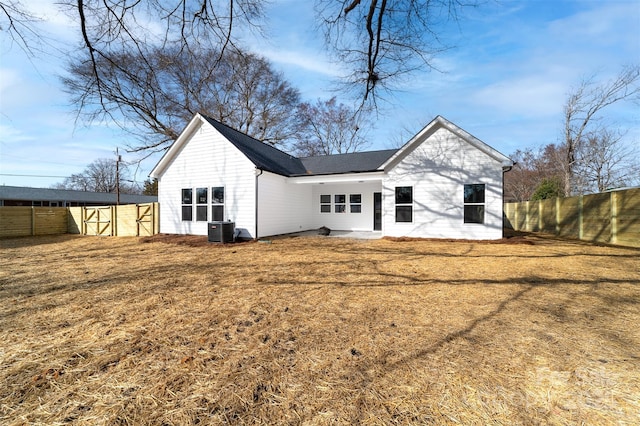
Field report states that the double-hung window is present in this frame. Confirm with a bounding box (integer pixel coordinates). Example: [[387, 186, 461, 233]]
[[320, 195, 331, 213], [334, 194, 346, 213], [196, 188, 208, 221], [212, 186, 224, 221], [181, 188, 193, 221], [464, 184, 485, 223], [395, 186, 413, 222], [350, 194, 362, 213]]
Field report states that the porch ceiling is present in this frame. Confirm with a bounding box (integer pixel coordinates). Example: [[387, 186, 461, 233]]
[[288, 171, 385, 184]]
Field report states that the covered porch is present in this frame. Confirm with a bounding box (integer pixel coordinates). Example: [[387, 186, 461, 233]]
[[289, 172, 385, 233]]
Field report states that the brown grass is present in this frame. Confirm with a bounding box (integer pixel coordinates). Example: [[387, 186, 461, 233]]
[[1, 233, 639, 425]]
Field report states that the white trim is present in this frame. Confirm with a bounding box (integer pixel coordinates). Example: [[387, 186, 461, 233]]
[[381, 115, 513, 171], [288, 171, 385, 184], [150, 113, 205, 178]]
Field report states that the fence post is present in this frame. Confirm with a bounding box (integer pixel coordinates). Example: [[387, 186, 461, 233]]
[[555, 197, 560, 235], [82, 207, 87, 235], [112, 205, 117, 236], [154, 202, 159, 235], [611, 191, 618, 244], [31, 207, 36, 236], [578, 195, 584, 241], [538, 200, 543, 232]]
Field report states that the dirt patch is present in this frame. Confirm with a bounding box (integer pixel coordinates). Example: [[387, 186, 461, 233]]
[[1, 234, 639, 424]]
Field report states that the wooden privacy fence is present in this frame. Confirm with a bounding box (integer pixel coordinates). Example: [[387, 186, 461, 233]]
[[504, 188, 640, 248], [0, 203, 159, 238], [0, 207, 68, 237]]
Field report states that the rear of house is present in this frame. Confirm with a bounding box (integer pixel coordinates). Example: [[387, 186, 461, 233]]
[[150, 114, 512, 240]]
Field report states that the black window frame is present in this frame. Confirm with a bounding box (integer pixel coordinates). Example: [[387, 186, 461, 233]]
[[334, 194, 346, 213], [196, 187, 208, 221], [181, 188, 193, 221], [463, 184, 485, 224], [350, 194, 362, 213], [395, 186, 413, 223], [320, 194, 331, 213], [211, 186, 224, 222]]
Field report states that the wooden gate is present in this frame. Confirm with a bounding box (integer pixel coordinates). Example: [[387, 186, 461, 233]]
[[83, 206, 113, 236], [67, 203, 158, 236], [136, 203, 155, 236]]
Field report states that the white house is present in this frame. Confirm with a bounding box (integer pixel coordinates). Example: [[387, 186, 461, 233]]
[[150, 113, 513, 240]]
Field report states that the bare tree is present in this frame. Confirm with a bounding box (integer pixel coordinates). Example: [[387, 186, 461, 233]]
[[504, 148, 542, 202], [504, 145, 566, 202], [6, 1, 482, 149], [63, 47, 301, 152], [0, 1, 42, 55], [315, 0, 478, 108], [562, 65, 640, 196], [69, 0, 264, 107], [53, 158, 138, 193], [575, 129, 640, 193], [293, 97, 371, 156]]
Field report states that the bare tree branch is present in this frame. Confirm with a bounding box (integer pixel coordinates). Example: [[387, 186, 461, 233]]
[[316, 0, 479, 110], [562, 64, 640, 195], [63, 47, 301, 153], [293, 97, 372, 156], [0, 0, 44, 55]]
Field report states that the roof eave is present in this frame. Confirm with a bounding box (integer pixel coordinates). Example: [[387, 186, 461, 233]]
[[381, 115, 512, 171], [288, 170, 385, 184], [150, 114, 205, 178]]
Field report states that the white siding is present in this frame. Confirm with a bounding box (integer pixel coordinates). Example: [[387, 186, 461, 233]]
[[157, 121, 257, 237], [311, 182, 381, 231], [256, 171, 313, 237], [384, 127, 505, 239]]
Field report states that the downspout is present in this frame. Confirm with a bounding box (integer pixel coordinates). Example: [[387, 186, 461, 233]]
[[255, 168, 263, 239], [502, 162, 514, 236]]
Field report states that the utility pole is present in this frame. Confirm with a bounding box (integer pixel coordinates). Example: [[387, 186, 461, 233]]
[[116, 148, 121, 205]]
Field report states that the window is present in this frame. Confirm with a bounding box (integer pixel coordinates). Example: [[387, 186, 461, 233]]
[[212, 186, 224, 221], [395, 186, 413, 222], [335, 194, 346, 213], [350, 194, 362, 213], [464, 184, 485, 224], [196, 187, 208, 221], [320, 194, 331, 213], [181, 188, 193, 221]]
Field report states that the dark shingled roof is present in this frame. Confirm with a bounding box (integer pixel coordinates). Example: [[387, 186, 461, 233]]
[[300, 149, 398, 175], [202, 116, 307, 176], [202, 116, 397, 177]]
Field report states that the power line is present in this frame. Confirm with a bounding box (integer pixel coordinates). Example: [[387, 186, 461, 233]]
[[0, 173, 69, 178]]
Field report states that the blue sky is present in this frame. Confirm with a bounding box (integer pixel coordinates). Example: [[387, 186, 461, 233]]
[[1, 0, 639, 188]]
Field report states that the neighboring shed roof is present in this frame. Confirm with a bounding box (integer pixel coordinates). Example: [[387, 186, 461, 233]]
[[0, 186, 157, 204], [300, 149, 398, 175]]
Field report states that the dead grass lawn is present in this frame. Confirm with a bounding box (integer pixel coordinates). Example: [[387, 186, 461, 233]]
[[1, 233, 639, 425]]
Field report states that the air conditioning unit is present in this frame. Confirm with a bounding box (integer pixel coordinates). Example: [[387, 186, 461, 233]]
[[208, 221, 235, 243]]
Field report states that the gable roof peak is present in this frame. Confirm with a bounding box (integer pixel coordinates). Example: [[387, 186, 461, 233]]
[[200, 114, 308, 176], [381, 115, 513, 170]]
